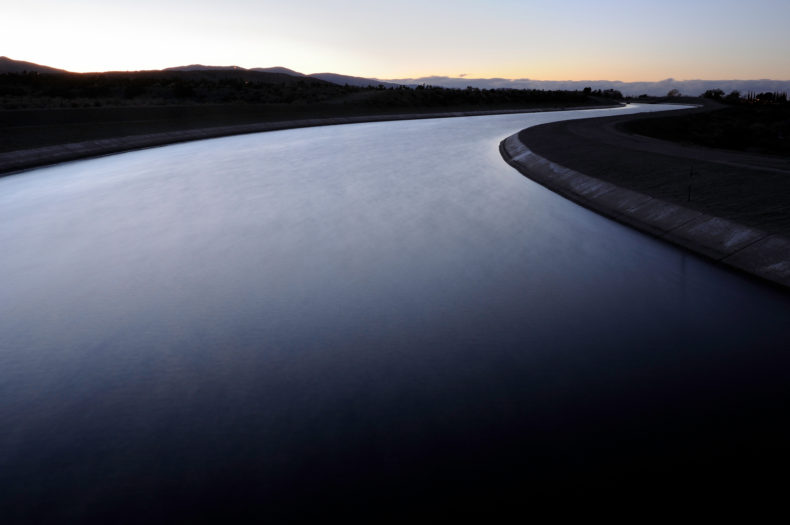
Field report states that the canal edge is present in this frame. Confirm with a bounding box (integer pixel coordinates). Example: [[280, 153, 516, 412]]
[[499, 132, 790, 290], [0, 104, 624, 178]]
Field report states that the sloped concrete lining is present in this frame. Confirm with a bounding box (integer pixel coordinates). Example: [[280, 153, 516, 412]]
[[620, 199, 702, 237], [723, 236, 790, 285], [500, 134, 790, 290], [663, 215, 767, 260], [0, 105, 622, 177]]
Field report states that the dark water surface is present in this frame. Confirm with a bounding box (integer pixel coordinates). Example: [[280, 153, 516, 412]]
[[2, 105, 789, 520]]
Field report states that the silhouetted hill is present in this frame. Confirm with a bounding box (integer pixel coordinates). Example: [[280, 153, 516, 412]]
[[166, 65, 305, 76], [139, 68, 325, 84], [0, 68, 339, 109], [309, 73, 401, 88], [3, 62, 612, 110], [251, 67, 305, 76], [159, 66, 311, 84], [162, 65, 389, 86], [164, 64, 246, 72], [0, 56, 68, 74], [5, 57, 787, 98]]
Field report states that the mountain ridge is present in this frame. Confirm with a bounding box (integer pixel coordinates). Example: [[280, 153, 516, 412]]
[[2, 57, 788, 96], [310, 73, 400, 88], [0, 56, 68, 74]]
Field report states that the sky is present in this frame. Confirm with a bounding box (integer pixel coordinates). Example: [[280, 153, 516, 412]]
[[3, 0, 789, 81]]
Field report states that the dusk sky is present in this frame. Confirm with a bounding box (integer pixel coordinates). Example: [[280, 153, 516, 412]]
[[4, 0, 789, 81]]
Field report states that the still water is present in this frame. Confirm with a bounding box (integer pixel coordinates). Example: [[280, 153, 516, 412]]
[[2, 105, 789, 519]]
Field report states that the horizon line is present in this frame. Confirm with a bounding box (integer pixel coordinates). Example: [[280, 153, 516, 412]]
[[3, 56, 790, 84]]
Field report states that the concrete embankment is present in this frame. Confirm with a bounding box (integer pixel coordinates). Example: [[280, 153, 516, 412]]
[[0, 105, 619, 177], [500, 116, 790, 290]]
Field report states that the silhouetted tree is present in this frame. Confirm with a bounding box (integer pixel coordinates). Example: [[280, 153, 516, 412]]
[[702, 89, 724, 100], [724, 90, 741, 104]]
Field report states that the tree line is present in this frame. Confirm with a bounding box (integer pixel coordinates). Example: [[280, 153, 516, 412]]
[[700, 88, 788, 105]]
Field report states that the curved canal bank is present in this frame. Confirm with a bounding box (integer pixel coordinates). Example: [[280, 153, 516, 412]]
[[0, 105, 623, 176], [500, 109, 790, 289]]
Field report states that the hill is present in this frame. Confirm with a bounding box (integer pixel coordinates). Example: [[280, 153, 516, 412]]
[[0, 56, 68, 74], [251, 67, 305, 76], [309, 73, 400, 88], [6, 57, 787, 97], [163, 64, 246, 72], [165, 65, 392, 87]]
